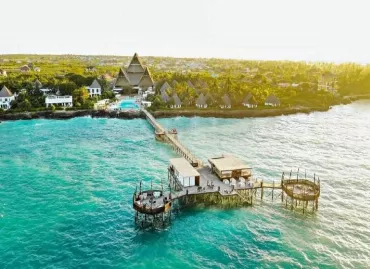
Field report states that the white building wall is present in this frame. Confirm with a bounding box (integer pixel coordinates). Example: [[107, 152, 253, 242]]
[[87, 87, 101, 97], [45, 96, 73, 107], [0, 96, 15, 110]]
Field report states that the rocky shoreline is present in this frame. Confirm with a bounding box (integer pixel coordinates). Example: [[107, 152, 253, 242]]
[[0, 110, 145, 121], [151, 106, 330, 118], [0, 106, 331, 122]]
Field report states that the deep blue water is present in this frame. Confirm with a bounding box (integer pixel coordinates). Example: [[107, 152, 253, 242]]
[[0, 101, 369, 268]]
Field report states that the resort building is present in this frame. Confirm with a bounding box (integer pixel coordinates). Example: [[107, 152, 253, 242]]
[[20, 65, 30, 72], [87, 79, 102, 97], [195, 93, 207, 108], [220, 94, 231, 109], [161, 91, 170, 103], [265, 94, 280, 107], [186, 80, 195, 89], [45, 95, 73, 108], [169, 158, 200, 187], [208, 155, 252, 180], [242, 93, 257, 108], [170, 93, 182, 109], [114, 53, 154, 93], [160, 81, 172, 94], [0, 86, 15, 110], [138, 68, 154, 91], [34, 79, 42, 89]]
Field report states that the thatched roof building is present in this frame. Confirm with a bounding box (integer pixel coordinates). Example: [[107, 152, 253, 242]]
[[221, 94, 231, 108], [196, 93, 207, 108], [114, 53, 154, 92], [161, 91, 170, 103], [265, 94, 280, 106], [160, 81, 172, 94]]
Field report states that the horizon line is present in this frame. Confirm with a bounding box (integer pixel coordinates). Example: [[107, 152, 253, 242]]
[[0, 52, 368, 65]]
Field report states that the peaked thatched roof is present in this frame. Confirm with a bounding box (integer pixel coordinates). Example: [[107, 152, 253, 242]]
[[222, 94, 231, 106], [20, 65, 30, 71], [172, 80, 178, 87], [90, 79, 101, 88], [115, 68, 131, 87], [196, 93, 206, 106], [127, 53, 145, 73], [161, 91, 170, 103], [0, 86, 13, 97], [265, 94, 280, 104], [160, 81, 172, 93], [196, 80, 209, 89], [172, 93, 182, 106], [243, 93, 257, 105], [187, 80, 195, 88], [139, 67, 154, 88], [34, 79, 42, 88]]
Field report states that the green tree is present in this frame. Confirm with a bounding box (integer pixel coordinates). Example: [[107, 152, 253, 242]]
[[72, 87, 89, 106]]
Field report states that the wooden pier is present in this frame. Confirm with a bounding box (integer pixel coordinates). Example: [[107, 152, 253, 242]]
[[134, 108, 321, 228], [142, 108, 201, 167]]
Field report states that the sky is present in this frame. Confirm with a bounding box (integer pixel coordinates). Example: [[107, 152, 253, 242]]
[[1, 0, 369, 63]]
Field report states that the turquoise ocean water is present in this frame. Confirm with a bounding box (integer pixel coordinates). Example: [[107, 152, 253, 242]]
[[0, 101, 369, 268], [119, 99, 139, 110]]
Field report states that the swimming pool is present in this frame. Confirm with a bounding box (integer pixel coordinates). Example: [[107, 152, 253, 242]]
[[119, 99, 140, 110]]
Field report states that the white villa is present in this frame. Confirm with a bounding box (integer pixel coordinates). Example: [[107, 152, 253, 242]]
[[0, 86, 15, 110], [87, 79, 102, 97], [45, 95, 73, 108]]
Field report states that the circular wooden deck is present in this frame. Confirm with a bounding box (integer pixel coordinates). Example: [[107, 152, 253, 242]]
[[282, 179, 320, 201]]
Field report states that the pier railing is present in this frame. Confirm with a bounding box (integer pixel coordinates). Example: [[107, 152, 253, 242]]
[[141, 108, 202, 167]]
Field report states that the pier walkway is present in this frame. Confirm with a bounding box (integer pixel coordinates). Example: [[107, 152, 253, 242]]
[[142, 108, 202, 167]]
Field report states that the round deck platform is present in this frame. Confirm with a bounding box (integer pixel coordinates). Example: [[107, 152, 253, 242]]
[[282, 179, 320, 201], [133, 190, 172, 215]]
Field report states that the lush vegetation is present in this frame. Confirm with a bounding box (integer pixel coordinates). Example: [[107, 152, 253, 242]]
[[1, 54, 370, 113]]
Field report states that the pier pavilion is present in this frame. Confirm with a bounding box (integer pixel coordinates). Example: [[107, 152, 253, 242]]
[[208, 155, 252, 180], [169, 158, 200, 190]]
